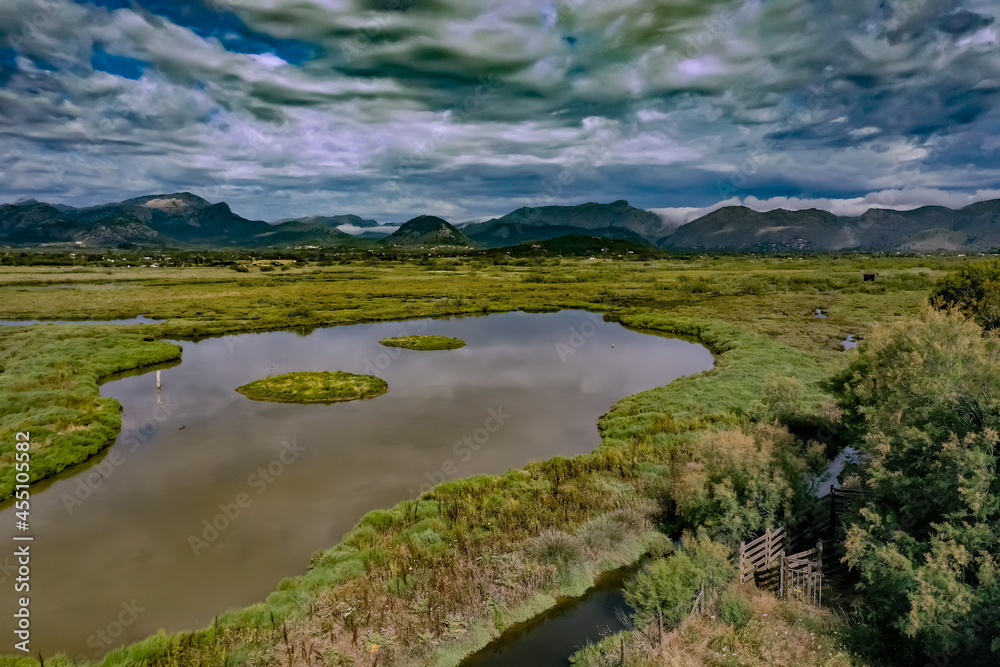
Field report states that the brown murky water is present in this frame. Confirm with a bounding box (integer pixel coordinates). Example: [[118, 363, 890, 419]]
[[0, 310, 713, 659]]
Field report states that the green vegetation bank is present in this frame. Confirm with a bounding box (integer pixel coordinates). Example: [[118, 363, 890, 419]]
[[0, 253, 992, 667]]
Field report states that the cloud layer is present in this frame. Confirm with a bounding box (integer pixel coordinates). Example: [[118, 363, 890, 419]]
[[1, 0, 998, 222]]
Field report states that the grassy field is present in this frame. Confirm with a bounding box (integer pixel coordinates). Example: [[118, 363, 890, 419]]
[[0, 253, 972, 666], [379, 335, 466, 350], [236, 371, 389, 403]]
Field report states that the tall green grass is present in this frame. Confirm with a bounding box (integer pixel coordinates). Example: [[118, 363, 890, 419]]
[[598, 313, 833, 443]]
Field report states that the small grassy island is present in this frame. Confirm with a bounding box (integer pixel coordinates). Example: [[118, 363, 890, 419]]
[[379, 334, 466, 350], [236, 371, 388, 403]]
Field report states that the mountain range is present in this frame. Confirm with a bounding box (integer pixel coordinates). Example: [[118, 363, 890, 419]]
[[461, 200, 662, 247], [3, 192, 1000, 253], [660, 202, 1000, 252], [0, 193, 358, 249]]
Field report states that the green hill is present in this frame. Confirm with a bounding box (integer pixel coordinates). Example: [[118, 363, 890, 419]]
[[383, 215, 473, 247]]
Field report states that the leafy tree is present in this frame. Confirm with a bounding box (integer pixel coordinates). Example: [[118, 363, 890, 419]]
[[929, 260, 1000, 331], [834, 309, 1000, 663], [666, 424, 825, 545]]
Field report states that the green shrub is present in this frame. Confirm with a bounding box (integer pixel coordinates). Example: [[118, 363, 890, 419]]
[[625, 552, 702, 625], [718, 588, 752, 628], [746, 374, 806, 424], [929, 259, 1000, 330], [676, 275, 715, 293], [287, 305, 314, 318], [666, 425, 821, 544], [624, 535, 732, 626], [835, 308, 1000, 663], [643, 531, 675, 559], [737, 276, 769, 295]]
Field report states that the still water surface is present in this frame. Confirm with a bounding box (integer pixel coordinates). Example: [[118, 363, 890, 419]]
[[460, 563, 638, 667], [0, 310, 713, 658]]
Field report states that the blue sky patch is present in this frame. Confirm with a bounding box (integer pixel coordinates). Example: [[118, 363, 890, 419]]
[[90, 44, 146, 79]]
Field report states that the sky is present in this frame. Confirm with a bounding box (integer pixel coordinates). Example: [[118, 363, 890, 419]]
[[1, 0, 999, 224]]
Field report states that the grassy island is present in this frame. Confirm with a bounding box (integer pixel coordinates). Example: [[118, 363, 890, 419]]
[[379, 334, 466, 350], [235, 371, 387, 403]]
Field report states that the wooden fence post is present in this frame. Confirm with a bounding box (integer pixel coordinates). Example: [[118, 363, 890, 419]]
[[830, 488, 838, 538], [778, 553, 785, 599]]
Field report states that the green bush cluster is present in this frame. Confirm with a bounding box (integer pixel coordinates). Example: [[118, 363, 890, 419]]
[[664, 423, 825, 544], [717, 588, 752, 628], [929, 259, 1000, 330], [835, 308, 1000, 664], [624, 533, 733, 626]]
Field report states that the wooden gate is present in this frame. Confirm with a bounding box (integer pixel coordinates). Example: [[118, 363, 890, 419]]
[[738, 526, 786, 584], [739, 527, 824, 606], [780, 542, 823, 606]]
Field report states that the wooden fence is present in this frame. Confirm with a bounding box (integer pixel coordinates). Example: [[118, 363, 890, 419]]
[[738, 525, 786, 583], [729, 488, 871, 610], [738, 526, 825, 606]]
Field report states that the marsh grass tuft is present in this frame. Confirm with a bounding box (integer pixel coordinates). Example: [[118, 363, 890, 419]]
[[378, 334, 466, 350], [528, 529, 586, 571], [235, 371, 388, 404]]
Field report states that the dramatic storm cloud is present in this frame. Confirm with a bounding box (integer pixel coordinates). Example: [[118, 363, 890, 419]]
[[1, 0, 998, 222]]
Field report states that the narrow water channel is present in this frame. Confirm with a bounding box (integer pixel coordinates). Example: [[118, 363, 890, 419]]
[[460, 564, 639, 667]]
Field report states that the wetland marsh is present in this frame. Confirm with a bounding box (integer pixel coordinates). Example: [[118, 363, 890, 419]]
[[0, 309, 712, 657]]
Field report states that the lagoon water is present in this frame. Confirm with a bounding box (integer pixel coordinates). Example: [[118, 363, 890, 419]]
[[0, 310, 713, 659]]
